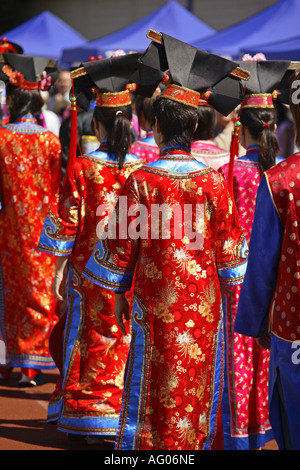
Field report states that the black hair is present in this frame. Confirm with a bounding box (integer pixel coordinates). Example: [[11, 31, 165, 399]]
[[193, 106, 217, 141], [152, 97, 198, 151], [240, 107, 279, 172], [6, 83, 43, 125], [93, 104, 133, 169], [274, 100, 291, 125]]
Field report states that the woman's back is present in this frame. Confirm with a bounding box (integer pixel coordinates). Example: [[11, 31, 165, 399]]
[[0, 118, 61, 219]]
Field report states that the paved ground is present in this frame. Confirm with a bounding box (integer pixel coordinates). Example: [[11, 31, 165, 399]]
[[0, 368, 278, 451], [0, 368, 114, 451]]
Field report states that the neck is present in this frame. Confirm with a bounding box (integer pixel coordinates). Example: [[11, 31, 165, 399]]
[[241, 125, 258, 149], [245, 135, 258, 148]]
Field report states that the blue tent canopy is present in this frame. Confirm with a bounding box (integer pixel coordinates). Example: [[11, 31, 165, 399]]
[[61, 1, 215, 66], [192, 0, 300, 59], [242, 35, 300, 60], [3, 10, 86, 63]]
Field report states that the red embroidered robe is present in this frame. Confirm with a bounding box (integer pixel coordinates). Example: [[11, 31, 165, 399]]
[[38, 143, 144, 435], [0, 116, 62, 370], [84, 148, 248, 449]]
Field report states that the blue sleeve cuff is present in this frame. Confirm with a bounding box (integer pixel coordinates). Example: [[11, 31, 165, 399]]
[[38, 213, 75, 256], [217, 260, 248, 286], [217, 237, 248, 285], [83, 239, 134, 292]]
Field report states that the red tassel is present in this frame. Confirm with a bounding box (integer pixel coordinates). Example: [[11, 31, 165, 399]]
[[64, 81, 78, 182], [228, 120, 241, 199]]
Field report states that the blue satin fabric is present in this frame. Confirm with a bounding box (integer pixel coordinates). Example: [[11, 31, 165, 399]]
[[204, 319, 224, 450], [146, 156, 208, 175], [56, 267, 120, 435], [115, 296, 148, 449], [38, 213, 75, 255], [217, 261, 248, 286], [86, 149, 141, 164], [139, 133, 157, 146], [47, 397, 62, 423], [234, 176, 284, 337], [218, 237, 248, 285]]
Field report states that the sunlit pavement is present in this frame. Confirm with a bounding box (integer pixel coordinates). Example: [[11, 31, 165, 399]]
[[0, 368, 278, 451], [0, 368, 114, 450]]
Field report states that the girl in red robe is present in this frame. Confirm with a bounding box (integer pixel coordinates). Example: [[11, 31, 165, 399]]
[[83, 32, 249, 450], [38, 54, 145, 442], [0, 53, 62, 386]]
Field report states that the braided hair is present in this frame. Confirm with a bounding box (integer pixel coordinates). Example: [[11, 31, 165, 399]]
[[93, 104, 133, 169], [240, 107, 279, 172]]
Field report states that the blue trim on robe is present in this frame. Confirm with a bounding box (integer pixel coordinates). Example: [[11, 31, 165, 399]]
[[234, 176, 284, 338], [204, 318, 224, 450], [62, 268, 84, 381], [85, 149, 141, 165], [83, 239, 134, 292], [7, 353, 56, 370], [217, 261, 248, 286], [38, 213, 76, 256], [217, 237, 248, 286], [138, 132, 157, 147], [56, 267, 119, 435], [114, 296, 148, 449], [145, 157, 208, 175], [47, 397, 63, 424], [58, 416, 119, 437]]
